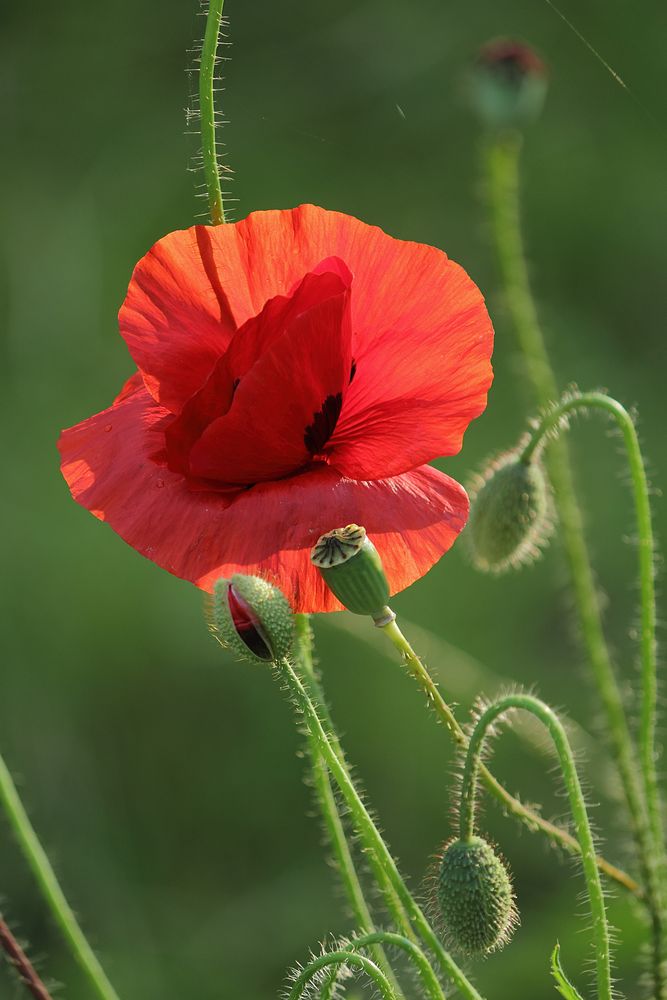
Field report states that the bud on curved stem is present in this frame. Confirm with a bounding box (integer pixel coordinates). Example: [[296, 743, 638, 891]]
[[467, 450, 551, 572], [436, 836, 517, 956], [314, 526, 640, 899], [458, 694, 613, 1000], [520, 390, 665, 900]]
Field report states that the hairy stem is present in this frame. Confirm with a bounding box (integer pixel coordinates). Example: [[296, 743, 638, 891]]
[[293, 616, 405, 999], [277, 657, 484, 1000], [484, 132, 664, 994], [379, 616, 639, 896], [521, 391, 664, 864], [200, 0, 227, 224], [288, 949, 398, 1000], [0, 916, 53, 1000], [0, 754, 121, 1000], [340, 932, 446, 1000], [459, 694, 612, 1000]]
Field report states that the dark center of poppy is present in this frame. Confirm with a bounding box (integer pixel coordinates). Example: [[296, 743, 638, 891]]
[[304, 392, 343, 454], [303, 360, 357, 456]]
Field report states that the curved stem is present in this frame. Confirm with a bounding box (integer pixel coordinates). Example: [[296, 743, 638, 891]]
[[288, 949, 397, 1000], [0, 754, 120, 1000], [344, 932, 446, 1000], [378, 617, 640, 897], [200, 0, 226, 224], [277, 657, 485, 1000], [484, 133, 665, 994], [293, 616, 405, 999], [0, 915, 54, 1000], [460, 694, 612, 1000], [521, 391, 664, 867]]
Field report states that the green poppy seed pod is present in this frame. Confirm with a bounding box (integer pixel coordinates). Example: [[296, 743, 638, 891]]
[[467, 453, 551, 573], [208, 574, 295, 664], [470, 39, 548, 130], [311, 524, 391, 621], [437, 836, 517, 955]]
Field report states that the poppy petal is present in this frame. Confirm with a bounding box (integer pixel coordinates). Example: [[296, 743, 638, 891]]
[[58, 386, 468, 613], [187, 266, 353, 484], [119, 228, 238, 413], [327, 274, 494, 478]]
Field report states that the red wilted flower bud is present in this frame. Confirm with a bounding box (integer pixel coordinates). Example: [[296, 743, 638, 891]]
[[471, 39, 548, 129]]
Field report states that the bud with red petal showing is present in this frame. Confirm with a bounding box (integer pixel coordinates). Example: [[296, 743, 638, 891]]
[[311, 524, 392, 623], [471, 39, 548, 129], [208, 574, 295, 664]]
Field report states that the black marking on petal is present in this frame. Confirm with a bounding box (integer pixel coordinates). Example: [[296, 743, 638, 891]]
[[349, 360, 357, 384], [304, 392, 343, 454]]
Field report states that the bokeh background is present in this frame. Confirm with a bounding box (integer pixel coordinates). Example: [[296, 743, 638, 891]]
[[1, 0, 666, 997]]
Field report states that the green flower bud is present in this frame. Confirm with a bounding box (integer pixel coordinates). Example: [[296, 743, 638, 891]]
[[437, 836, 517, 955], [467, 453, 551, 573], [208, 574, 294, 664], [311, 524, 391, 621], [470, 39, 548, 130]]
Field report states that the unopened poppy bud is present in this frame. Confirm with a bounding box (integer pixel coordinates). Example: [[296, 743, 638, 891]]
[[208, 574, 294, 664], [311, 524, 391, 622], [467, 453, 551, 573], [437, 836, 517, 955], [470, 39, 548, 129]]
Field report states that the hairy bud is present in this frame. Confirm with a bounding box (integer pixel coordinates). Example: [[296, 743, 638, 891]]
[[311, 524, 391, 620], [467, 453, 551, 573], [208, 574, 294, 664], [471, 38, 548, 129], [437, 836, 517, 955]]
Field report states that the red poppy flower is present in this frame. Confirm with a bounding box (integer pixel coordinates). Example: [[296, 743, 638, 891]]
[[58, 204, 493, 612]]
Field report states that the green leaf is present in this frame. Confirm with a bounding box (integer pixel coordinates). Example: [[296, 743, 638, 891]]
[[551, 943, 585, 1000]]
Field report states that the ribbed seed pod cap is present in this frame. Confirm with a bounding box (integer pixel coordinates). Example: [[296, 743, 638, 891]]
[[208, 574, 294, 664], [467, 453, 551, 573], [437, 836, 517, 955], [311, 524, 390, 618], [471, 39, 548, 129]]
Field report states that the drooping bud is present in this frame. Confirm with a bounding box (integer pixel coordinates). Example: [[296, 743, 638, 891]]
[[437, 836, 517, 955], [470, 39, 548, 130], [208, 574, 294, 664], [467, 452, 551, 573], [311, 524, 391, 622]]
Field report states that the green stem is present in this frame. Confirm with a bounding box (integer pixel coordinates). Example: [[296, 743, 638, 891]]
[[460, 694, 612, 1000], [294, 619, 413, 945], [200, 0, 226, 225], [0, 754, 120, 1000], [521, 391, 664, 865], [484, 134, 665, 994], [293, 616, 405, 999], [278, 657, 485, 1000], [378, 616, 640, 897], [288, 949, 398, 1000], [342, 932, 446, 1000]]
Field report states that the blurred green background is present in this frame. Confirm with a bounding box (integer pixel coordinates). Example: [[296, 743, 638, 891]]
[[1, 0, 666, 997]]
